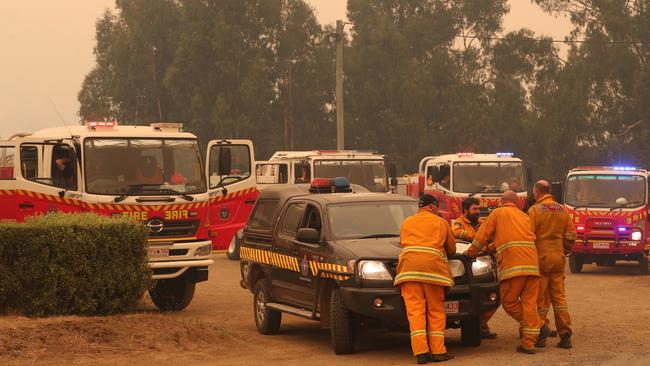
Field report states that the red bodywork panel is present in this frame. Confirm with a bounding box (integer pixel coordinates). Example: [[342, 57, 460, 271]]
[[567, 206, 649, 255], [207, 187, 259, 251]]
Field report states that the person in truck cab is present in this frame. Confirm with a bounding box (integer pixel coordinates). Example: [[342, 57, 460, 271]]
[[394, 194, 456, 364], [466, 190, 549, 354], [527, 180, 576, 349], [452, 197, 497, 340], [52, 147, 75, 190], [136, 156, 163, 184]]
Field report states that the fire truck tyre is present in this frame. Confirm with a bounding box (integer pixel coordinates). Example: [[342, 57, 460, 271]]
[[569, 254, 583, 274], [460, 316, 482, 347], [226, 235, 241, 261], [639, 255, 649, 275], [149, 275, 196, 312], [330, 288, 357, 354], [253, 279, 282, 335]]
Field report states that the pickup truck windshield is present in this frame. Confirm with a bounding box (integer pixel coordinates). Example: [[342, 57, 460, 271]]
[[314, 160, 388, 192], [565, 174, 646, 208], [453, 161, 526, 193], [84, 138, 206, 195], [328, 201, 417, 240]]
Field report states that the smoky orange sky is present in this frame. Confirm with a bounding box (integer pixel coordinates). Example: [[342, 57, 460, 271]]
[[0, 0, 572, 138]]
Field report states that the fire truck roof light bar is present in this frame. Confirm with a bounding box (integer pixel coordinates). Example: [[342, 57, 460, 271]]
[[613, 166, 637, 171], [457, 152, 473, 157], [496, 152, 514, 157], [86, 121, 118, 129], [574, 166, 642, 172]]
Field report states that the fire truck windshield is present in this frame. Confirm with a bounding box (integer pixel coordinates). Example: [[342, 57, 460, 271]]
[[313, 160, 388, 192], [453, 162, 526, 193], [565, 174, 646, 208], [84, 138, 206, 196]]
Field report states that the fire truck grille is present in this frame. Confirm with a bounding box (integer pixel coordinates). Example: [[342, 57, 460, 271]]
[[149, 220, 200, 238]]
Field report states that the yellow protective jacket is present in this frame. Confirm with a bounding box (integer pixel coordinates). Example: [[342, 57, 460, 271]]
[[452, 215, 479, 242], [469, 203, 539, 281], [395, 209, 456, 287], [527, 194, 577, 273]]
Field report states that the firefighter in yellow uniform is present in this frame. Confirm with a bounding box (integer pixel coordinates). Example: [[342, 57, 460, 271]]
[[466, 190, 550, 354], [395, 194, 456, 364], [452, 197, 497, 339], [528, 180, 576, 349]]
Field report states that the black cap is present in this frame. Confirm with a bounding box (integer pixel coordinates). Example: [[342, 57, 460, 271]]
[[418, 194, 438, 208]]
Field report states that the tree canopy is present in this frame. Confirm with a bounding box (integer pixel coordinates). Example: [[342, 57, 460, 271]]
[[79, 0, 650, 180]]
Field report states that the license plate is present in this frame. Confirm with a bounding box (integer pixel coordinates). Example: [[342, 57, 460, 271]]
[[147, 247, 169, 257], [443, 301, 459, 314], [593, 242, 610, 249]]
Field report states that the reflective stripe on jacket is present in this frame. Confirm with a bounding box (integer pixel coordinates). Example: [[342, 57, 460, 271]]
[[395, 209, 456, 287], [469, 203, 539, 281]]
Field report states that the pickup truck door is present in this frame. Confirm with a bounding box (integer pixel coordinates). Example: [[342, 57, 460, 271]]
[[206, 139, 257, 250], [0, 143, 17, 220], [273, 202, 327, 308]]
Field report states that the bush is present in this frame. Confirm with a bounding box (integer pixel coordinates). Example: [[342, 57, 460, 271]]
[[0, 213, 151, 316]]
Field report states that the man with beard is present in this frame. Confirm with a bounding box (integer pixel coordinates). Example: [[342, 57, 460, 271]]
[[452, 197, 497, 339]]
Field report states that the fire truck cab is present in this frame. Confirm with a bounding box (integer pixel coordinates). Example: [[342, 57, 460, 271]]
[[406, 152, 528, 222], [0, 122, 256, 310], [560, 166, 649, 275], [255, 150, 390, 193]]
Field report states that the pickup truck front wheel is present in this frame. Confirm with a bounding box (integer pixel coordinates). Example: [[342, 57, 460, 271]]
[[254, 279, 282, 334], [330, 288, 357, 354], [149, 274, 195, 311], [460, 316, 482, 347]]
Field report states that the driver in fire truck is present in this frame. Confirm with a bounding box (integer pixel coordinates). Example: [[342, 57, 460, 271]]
[[136, 156, 164, 184], [52, 146, 75, 189], [452, 197, 498, 340]]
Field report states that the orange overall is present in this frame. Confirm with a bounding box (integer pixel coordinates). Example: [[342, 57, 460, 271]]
[[452, 215, 496, 335], [468, 203, 541, 350], [395, 208, 456, 356], [528, 194, 576, 339]]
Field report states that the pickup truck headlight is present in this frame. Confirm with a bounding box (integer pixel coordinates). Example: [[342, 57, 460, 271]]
[[631, 230, 642, 241], [357, 260, 393, 280], [472, 256, 494, 276], [448, 259, 465, 277]]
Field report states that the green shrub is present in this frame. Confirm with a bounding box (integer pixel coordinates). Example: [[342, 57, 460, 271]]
[[0, 213, 151, 316]]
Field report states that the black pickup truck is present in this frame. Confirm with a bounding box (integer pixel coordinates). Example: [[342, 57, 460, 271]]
[[239, 178, 500, 354]]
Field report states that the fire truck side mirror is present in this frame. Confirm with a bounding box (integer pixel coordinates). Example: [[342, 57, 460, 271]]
[[218, 147, 232, 176], [389, 163, 397, 187], [551, 181, 564, 204]]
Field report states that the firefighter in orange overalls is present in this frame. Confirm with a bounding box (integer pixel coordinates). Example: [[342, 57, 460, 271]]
[[465, 190, 550, 354], [452, 197, 497, 339], [395, 194, 456, 364], [528, 180, 576, 349]]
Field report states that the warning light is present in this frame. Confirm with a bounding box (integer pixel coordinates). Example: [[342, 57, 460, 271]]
[[613, 166, 637, 171], [310, 177, 352, 193], [86, 121, 117, 130], [576, 225, 585, 232], [496, 152, 514, 157], [456, 152, 473, 157]]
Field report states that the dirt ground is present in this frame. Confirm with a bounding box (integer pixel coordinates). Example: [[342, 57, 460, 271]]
[[2, 255, 650, 366]]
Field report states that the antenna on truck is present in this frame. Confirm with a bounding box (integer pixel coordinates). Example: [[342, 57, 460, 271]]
[[48, 96, 74, 138]]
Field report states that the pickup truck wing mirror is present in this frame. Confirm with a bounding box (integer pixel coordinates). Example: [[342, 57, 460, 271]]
[[296, 228, 320, 244]]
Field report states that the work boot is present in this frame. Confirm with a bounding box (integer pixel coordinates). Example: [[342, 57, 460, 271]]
[[430, 353, 455, 363], [516, 345, 536, 355], [557, 334, 572, 349], [416, 353, 429, 364], [535, 337, 546, 348], [481, 330, 498, 339], [537, 324, 551, 344]]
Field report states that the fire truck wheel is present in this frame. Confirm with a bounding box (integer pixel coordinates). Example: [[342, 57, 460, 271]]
[[330, 288, 357, 354], [226, 235, 241, 261], [569, 254, 583, 274], [253, 279, 282, 335], [639, 255, 649, 275], [149, 275, 196, 311], [460, 316, 482, 347]]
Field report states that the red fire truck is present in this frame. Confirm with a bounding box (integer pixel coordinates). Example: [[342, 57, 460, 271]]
[[559, 166, 649, 275], [405, 152, 528, 222], [0, 122, 256, 309]]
